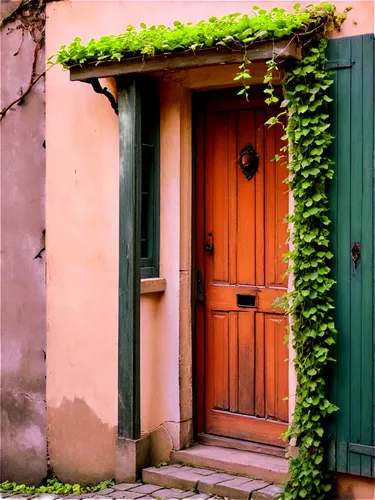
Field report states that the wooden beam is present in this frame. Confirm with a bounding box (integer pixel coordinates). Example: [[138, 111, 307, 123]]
[[70, 40, 301, 82], [117, 76, 142, 440], [159, 62, 283, 90], [349, 443, 375, 458]]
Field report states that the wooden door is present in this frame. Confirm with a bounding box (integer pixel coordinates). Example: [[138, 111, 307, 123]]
[[195, 89, 289, 448]]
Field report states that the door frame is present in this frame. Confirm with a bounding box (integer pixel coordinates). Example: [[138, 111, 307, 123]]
[[192, 88, 206, 436], [192, 85, 291, 442]]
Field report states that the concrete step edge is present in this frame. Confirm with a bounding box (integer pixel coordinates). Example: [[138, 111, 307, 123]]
[[142, 466, 284, 500], [170, 449, 288, 484]]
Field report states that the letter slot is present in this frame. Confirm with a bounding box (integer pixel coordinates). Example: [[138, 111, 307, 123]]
[[236, 294, 256, 308]]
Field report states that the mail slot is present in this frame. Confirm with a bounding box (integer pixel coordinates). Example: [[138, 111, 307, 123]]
[[237, 294, 256, 308]]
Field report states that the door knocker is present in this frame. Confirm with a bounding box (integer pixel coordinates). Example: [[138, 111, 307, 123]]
[[238, 144, 259, 181]]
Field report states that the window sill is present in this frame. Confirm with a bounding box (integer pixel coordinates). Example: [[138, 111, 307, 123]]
[[141, 277, 166, 295]]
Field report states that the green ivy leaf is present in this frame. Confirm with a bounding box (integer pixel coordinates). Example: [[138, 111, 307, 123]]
[[298, 105, 309, 113], [265, 116, 278, 127]]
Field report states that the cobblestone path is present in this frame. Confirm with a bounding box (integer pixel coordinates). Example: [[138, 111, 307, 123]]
[[0, 484, 223, 500]]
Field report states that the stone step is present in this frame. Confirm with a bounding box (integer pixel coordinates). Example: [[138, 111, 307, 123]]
[[197, 434, 285, 459], [142, 464, 284, 500], [170, 445, 288, 484]]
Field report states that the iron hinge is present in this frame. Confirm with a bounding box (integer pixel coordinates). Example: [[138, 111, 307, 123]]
[[349, 443, 375, 457], [324, 59, 354, 70]]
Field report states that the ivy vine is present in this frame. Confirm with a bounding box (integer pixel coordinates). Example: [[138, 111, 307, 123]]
[[55, 3, 349, 69], [54, 3, 350, 499], [0, 0, 47, 121], [277, 35, 340, 500]]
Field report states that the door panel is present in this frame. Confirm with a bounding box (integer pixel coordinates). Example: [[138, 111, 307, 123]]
[[212, 113, 230, 282], [255, 313, 265, 418], [201, 89, 289, 447], [265, 314, 289, 423], [265, 112, 289, 288], [212, 312, 229, 410], [229, 312, 239, 413], [237, 110, 257, 285], [238, 311, 255, 416]]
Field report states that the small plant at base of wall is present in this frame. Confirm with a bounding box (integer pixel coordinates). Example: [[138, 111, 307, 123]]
[[0, 478, 114, 495]]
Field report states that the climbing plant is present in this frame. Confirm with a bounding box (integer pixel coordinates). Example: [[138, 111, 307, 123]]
[[55, 3, 349, 499], [276, 35, 340, 500], [55, 3, 349, 69], [0, 0, 47, 120]]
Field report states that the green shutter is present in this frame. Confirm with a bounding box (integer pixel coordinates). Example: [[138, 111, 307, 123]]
[[117, 76, 142, 440], [117, 76, 160, 438], [327, 34, 375, 478]]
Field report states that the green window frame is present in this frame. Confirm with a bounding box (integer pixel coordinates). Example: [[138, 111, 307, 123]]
[[140, 80, 160, 279], [117, 76, 160, 439]]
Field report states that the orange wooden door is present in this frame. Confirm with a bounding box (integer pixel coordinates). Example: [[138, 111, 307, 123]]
[[200, 89, 289, 447]]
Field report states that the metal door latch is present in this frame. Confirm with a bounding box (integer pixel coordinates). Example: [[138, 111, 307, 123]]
[[351, 242, 360, 269], [196, 269, 205, 303], [205, 232, 214, 254]]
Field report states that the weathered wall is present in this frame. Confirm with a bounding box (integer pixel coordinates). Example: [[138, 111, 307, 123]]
[[335, 473, 375, 500], [0, 3, 46, 485], [45, 66, 119, 483], [45, 0, 374, 483]]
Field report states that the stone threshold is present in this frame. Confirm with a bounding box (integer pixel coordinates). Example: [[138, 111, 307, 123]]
[[142, 464, 284, 500]]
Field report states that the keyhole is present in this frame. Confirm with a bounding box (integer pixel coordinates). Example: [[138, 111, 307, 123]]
[[351, 242, 360, 269]]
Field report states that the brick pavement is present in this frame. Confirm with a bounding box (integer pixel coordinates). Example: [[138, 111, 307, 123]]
[[0, 464, 283, 500], [0, 485, 221, 500]]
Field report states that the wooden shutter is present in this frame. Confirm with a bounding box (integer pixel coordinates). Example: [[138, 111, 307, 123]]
[[327, 34, 375, 478]]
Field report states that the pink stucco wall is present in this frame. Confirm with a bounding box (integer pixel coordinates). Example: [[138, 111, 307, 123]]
[[1, 7, 46, 484], [46, 0, 374, 484]]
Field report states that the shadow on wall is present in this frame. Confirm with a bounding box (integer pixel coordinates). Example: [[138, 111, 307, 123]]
[[334, 473, 375, 500], [1, 0, 47, 484], [48, 397, 117, 485]]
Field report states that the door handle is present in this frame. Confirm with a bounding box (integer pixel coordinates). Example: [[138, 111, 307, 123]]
[[196, 269, 205, 303], [205, 232, 214, 254]]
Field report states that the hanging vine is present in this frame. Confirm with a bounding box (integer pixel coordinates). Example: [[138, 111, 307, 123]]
[[54, 4, 350, 498], [276, 35, 340, 500], [0, 0, 47, 121]]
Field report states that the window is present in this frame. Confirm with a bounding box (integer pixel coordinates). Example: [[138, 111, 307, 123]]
[[140, 81, 160, 278]]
